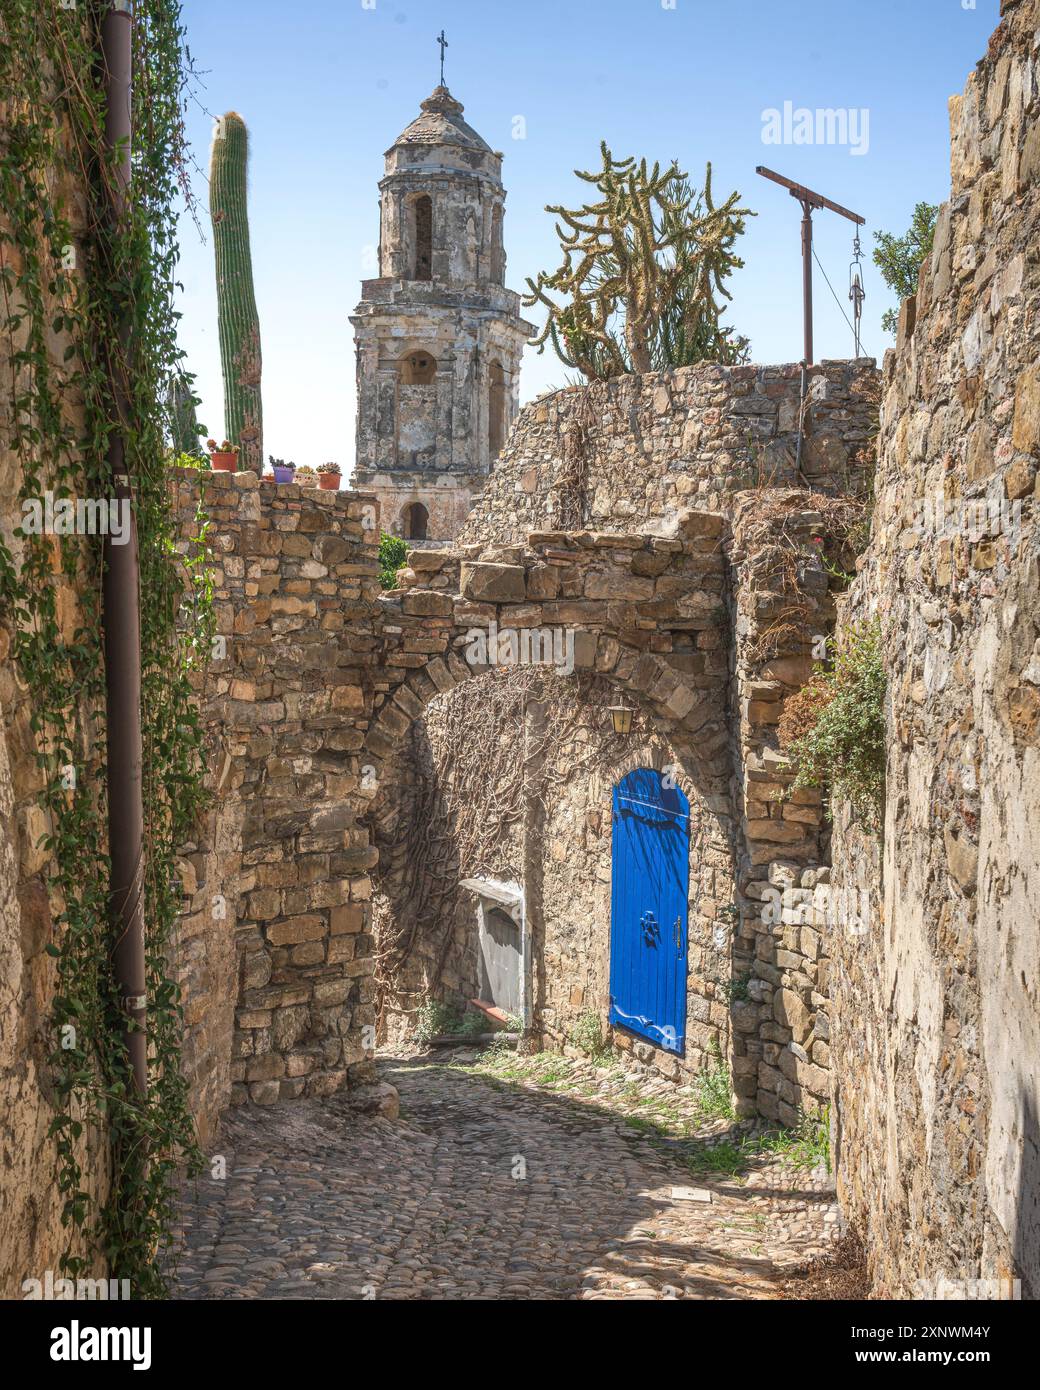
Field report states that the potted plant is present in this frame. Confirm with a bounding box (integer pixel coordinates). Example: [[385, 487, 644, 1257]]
[[317, 461, 342, 491], [295, 464, 317, 489], [268, 455, 296, 485], [261, 470, 275, 485], [208, 438, 239, 471]]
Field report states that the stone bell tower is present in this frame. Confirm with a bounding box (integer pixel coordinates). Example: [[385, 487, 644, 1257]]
[[350, 83, 534, 544]]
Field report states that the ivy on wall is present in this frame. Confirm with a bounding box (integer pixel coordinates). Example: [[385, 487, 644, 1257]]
[[0, 0, 211, 1295]]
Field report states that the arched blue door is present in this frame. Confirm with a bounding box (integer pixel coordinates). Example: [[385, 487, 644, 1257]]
[[609, 768, 690, 1054]]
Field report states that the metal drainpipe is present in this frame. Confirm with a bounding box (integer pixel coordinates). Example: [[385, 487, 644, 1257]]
[[101, 0, 147, 1098]]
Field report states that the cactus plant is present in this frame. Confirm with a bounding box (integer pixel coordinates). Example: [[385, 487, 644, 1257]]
[[209, 112, 263, 472], [169, 369, 203, 457], [524, 144, 753, 380]]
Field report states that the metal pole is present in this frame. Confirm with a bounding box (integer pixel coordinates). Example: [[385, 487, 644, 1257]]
[[101, 0, 147, 1098], [756, 169, 863, 367], [800, 200, 814, 367]]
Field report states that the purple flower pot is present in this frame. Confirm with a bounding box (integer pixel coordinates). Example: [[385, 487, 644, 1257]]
[[273, 466, 295, 485]]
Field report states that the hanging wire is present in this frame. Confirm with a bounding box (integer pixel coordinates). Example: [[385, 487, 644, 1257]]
[[812, 245, 859, 345], [848, 232, 866, 357]]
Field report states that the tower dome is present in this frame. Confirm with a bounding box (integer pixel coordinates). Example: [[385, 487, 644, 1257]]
[[391, 85, 492, 154]]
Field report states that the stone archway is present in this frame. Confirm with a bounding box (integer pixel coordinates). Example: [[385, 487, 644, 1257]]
[[363, 510, 732, 795], [360, 510, 743, 1074], [180, 464, 839, 1118]]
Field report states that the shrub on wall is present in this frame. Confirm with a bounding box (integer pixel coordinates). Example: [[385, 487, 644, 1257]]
[[779, 620, 887, 832], [379, 532, 409, 590]]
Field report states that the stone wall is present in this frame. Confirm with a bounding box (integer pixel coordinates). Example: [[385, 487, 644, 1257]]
[[462, 359, 879, 545], [170, 470, 384, 1108], [0, 111, 108, 1292], [173, 475, 845, 1112], [829, 0, 1040, 1298], [725, 492, 858, 1120], [0, 655, 110, 1296], [370, 497, 860, 1108]]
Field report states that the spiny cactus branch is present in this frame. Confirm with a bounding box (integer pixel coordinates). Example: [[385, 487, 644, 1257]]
[[524, 143, 754, 380]]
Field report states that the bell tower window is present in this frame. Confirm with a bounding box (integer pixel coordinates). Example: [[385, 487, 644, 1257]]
[[403, 502, 429, 540], [490, 204, 504, 285], [410, 194, 432, 281], [399, 351, 437, 386]]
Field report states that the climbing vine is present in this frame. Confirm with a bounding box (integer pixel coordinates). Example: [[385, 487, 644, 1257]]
[[0, 1, 210, 1295]]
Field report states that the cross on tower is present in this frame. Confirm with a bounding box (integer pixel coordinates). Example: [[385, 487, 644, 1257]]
[[437, 29, 448, 86]]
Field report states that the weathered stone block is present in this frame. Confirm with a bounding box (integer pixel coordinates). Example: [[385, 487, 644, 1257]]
[[459, 562, 526, 602]]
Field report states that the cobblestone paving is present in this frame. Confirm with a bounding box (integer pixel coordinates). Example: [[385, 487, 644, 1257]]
[[169, 1052, 839, 1301]]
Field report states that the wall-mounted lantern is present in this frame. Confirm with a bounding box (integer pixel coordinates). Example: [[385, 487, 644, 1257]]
[[607, 703, 634, 736]]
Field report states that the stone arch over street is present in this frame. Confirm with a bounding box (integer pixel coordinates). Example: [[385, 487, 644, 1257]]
[[362, 510, 734, 793], [168, 470, 840, 1124], [359, 512, 747, 1074]]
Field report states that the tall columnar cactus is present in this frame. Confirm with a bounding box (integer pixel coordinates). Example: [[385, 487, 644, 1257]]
[[209, 112, 263, 472]]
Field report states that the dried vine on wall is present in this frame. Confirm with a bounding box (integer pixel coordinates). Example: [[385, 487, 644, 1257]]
[[0, 0, 211, 1295], [373, 667, 643, 1021]]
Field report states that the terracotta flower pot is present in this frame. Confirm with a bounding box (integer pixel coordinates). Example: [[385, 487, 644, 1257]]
[[272, 466, 295, 484], [210, 452, 238, 471], [318, 472, 341, 491]]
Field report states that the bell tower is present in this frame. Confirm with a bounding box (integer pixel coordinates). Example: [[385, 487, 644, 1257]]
[[350, 80, 534, 544]]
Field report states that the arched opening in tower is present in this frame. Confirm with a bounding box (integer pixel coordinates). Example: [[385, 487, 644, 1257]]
[[399, 350, 437, 386], [403, 501, 429, 540], [488, 360, 506, 464], [412, 195, 433, 281]]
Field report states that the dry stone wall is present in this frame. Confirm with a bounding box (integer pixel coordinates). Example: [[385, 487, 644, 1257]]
[[462, 359, 878, 545], [170, 470, 384, 1109], [372, 497, 863, 1108], [829, 0, 1040, 1298], [725, 492, 859, 1120]]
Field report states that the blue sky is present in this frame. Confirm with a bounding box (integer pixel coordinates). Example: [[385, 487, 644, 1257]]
[[173, 0, 1000, 472]]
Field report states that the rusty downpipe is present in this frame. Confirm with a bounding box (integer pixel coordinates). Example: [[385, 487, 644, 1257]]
[[101, 0, 147, 1098]]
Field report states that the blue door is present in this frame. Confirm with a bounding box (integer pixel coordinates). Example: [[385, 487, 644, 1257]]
[[609, 768, 690, 1054]]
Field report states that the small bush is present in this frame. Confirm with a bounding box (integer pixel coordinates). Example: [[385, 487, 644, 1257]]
[[716, 971, 752, 1004], [413, 1000, 463, 1045], [779, 620, 886, 832], [379, 532, 409, 590], [693, 1040, 734, 1119], [457, 1009, 488, 1039], [570, 1010, 607, 1058]]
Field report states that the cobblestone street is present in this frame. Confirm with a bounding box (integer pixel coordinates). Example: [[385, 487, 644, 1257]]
[[170, 1052, 838, 1300]]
